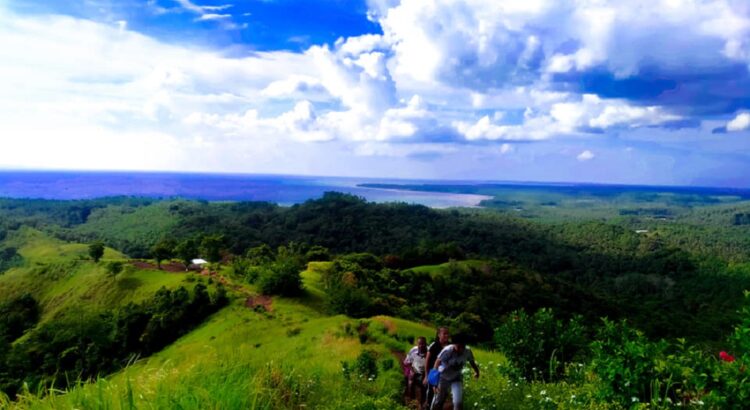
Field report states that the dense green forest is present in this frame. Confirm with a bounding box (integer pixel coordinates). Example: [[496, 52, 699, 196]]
[[7, 192, 746, 341], [2, 191, 750, 408]]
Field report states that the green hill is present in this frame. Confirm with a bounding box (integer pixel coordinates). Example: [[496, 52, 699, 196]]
[[0, 235, 520, 410], [0, 227, 186, 323], [3, 195, 750, 408]]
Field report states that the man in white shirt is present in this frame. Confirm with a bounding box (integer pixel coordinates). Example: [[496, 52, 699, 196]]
[[430, 333, 480, 410], [404, 336, 428, 408]]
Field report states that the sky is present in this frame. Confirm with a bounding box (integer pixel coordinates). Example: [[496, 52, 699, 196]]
[[1, 0, 749, 187]]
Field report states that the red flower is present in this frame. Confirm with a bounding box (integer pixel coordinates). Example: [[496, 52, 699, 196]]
[[720, 351, 736, 362]]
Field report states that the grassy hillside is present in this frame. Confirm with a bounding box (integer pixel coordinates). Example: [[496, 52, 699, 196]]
[[0, 253, 528, 410], [3, 195, 750, 408], [0, 227, 186, 323]]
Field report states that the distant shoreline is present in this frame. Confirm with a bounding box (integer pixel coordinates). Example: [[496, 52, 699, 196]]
[[1, 170, 749, 208], [0, 171, 491, 208], [357, 182, 750, 199]]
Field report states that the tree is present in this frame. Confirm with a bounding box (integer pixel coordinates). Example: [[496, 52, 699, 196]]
[[257, 258, 303, 296], [246, 244, 274, 265], [150, 240, 174, 269], [305, 245, 331, 262], [88, 242, 104, 263], [255, 244, 304, 296], [200, 234, 224, 264], [174, 239, 198, 271], [106, 261, 124, 281]]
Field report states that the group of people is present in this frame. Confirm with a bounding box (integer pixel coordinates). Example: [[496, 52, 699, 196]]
[[403, 327, 480, 410]]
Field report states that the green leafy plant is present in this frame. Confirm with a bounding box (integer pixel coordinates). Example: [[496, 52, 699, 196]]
[[494, 309, 588, 381]]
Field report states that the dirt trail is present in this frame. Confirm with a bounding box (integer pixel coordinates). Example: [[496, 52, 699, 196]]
[[397, 348, 453, 410], [129, 261, 193, 272]]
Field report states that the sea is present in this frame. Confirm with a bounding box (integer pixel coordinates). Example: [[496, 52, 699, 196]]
[[0, 171, 491, 208]]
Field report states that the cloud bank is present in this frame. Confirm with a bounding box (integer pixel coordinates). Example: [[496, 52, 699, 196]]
[[1, 0, 750, 184]]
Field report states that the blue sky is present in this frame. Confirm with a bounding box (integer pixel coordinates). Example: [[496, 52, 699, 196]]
[[1, 0, 750, 187]]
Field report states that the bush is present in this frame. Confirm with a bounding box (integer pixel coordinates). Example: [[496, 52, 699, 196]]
[[257, 258, 303, 296], [305, 245, 331, 262], [450, 312, 488, 344], [0, 284, 228, 398], [589, 319, 667, 404], [106, 261, 124, 278], [494, 309, 587, 381], [354, 350, 379, 380], [246, 265, 269, 284], [328, 281, 374, 318], [0, 294, 39, 343], [286, 327, 302, 337], [0, 246, 21, 273]]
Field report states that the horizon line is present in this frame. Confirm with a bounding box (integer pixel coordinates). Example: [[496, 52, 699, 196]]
[[0, 167, 749, 192]]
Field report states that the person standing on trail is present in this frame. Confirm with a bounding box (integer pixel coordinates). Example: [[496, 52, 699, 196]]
[[430, 333, 480, 410], [404, 336, 428, 408], [423, 327, 450, 409]]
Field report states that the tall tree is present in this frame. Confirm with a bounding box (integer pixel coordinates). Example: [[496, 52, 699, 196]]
[[150, 240, 174, 269], [200, 234, 224, 264], [88, 242, 104, 263], [106, 261, 123, 281], [174, 238, 198, 271]]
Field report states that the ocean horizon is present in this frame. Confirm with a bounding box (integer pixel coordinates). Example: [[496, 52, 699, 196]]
[[1, 170, 749, 208], [0, 170, 493, 208]]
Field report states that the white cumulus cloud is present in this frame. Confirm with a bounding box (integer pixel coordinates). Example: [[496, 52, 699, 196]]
[[577, 150, 595, 161], [2, 0, 748, 176], [727, 112, 750, 132], [499, 143, 514, 154]]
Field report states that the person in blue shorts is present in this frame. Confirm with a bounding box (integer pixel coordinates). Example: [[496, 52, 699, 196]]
[[430, 333, 480, 410]]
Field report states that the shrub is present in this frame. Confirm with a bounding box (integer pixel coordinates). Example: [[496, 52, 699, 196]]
[[450, 311, 487, 344], [243, 265, 266, 283], [257, 258, 303, 296], [588, 319, 667, 405], [380, 358, 394, 371], [0, 283, 228, 398], [494, 308, 587, 381], [286, 327, 302, 337], [354, 350, 379, 380], [305, 245, 331, 262], [0, 294, 39, 343], [327, 280, 374, 317], [106, 261, 123, 278]]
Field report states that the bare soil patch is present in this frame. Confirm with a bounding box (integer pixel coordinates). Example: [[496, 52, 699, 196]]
[[129, 260, 193, 272], [130, 260, 155, 270], [245, 295, 273, 312]]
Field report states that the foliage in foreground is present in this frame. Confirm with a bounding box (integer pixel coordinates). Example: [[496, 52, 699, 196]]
[[492, 294, 750, 409]]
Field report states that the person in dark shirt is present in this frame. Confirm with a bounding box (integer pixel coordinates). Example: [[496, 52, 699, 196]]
[[423, 326, 450, 409]]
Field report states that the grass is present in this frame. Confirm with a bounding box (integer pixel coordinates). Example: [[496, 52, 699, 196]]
[[1, 238, 514, 409], [298, 261, 330, 311], [0, 227, 191, 323], [5, 301, 403, 408], [0, 230, 623, 409]]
